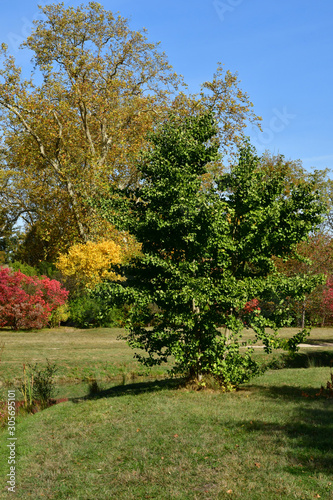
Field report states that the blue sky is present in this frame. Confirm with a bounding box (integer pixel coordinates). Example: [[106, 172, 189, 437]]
[[0, 0, 332, 174]]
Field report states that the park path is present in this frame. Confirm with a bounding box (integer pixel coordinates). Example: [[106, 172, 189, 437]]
[[249, 342, 333, 348]]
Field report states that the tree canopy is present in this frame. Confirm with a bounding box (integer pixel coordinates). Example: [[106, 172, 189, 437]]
[[94, 112, 325, 389], [274, 232, 333, 326], [0, 2, 261, 262]]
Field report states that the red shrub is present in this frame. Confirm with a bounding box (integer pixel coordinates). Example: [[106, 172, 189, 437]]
[[0, 267, 69, 330], [242, 299, 261, 315]]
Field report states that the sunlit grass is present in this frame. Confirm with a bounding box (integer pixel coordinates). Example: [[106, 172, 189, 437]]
[[0, 327, 332, 498], [0, 327, 169, 387], [0, 369, 332, 499], [0, 326, 332, 386]]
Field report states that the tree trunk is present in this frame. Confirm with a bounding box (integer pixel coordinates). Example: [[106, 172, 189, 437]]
[[301, 300, 306, 329], [65, 179, 88, 243], [192, 299, 203, 382]]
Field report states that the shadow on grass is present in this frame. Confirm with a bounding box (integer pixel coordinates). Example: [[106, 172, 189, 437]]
[[68, 376, 333, 476], [243, 384, 306, 400], [269, 350, 333, 369], [306, 338, 333, 345], [241, 379, 333, 476], [70, 376, 186, 403], [230, 404, 333, 476], [74, 374, 333, 403], [245, 380, 333, 400]]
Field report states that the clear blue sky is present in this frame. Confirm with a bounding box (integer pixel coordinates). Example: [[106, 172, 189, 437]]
[[0, 0, 332, 174]]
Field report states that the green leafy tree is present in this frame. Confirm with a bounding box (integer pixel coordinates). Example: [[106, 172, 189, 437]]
[[94, 113, 325, 389]]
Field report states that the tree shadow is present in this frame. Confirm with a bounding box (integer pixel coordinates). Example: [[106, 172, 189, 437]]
[[68, 376, 333, 476], [70, 376, 186, 403], [244, 381, 333, 400], [306, 338, 333, 345], [229, 404, 333, 476], [243, 384, 305, 400], [270, 350, 333, 369], [239, 381, 333, 476]]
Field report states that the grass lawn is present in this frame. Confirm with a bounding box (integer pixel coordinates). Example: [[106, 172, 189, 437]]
[[0, 327, 170, 388], [0, 327, 332, 499]]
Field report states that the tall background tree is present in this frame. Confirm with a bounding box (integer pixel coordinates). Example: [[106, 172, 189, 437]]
[[0, 2, 260, 264], [274, 232, 333, 327]]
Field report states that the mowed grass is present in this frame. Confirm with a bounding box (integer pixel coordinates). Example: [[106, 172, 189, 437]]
[[0, 326, 332, 387], [0, 327, 169, 388], [0, 327, 332, 499]]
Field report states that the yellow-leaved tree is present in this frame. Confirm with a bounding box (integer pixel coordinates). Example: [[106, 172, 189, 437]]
[[56, 240, 125, 291], [0, 2, 261, 263]]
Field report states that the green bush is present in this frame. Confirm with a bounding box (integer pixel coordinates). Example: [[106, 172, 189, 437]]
[[36, 261, 60, 280], [48, 304, 70, 327], [9, 261, 39, 277], [68, 295, 127, 328], [6, 261, 61, 280]]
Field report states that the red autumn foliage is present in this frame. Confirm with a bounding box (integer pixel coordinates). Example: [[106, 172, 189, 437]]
[[239, 298, 261, 326], [0, 267, 69, 330], [323, 276, 333, 313], [242, 299, 261, 315], [274, 233, 333, 325]]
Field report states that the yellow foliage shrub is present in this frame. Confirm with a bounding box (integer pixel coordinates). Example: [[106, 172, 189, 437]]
[[56, 240, 124, 289]]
